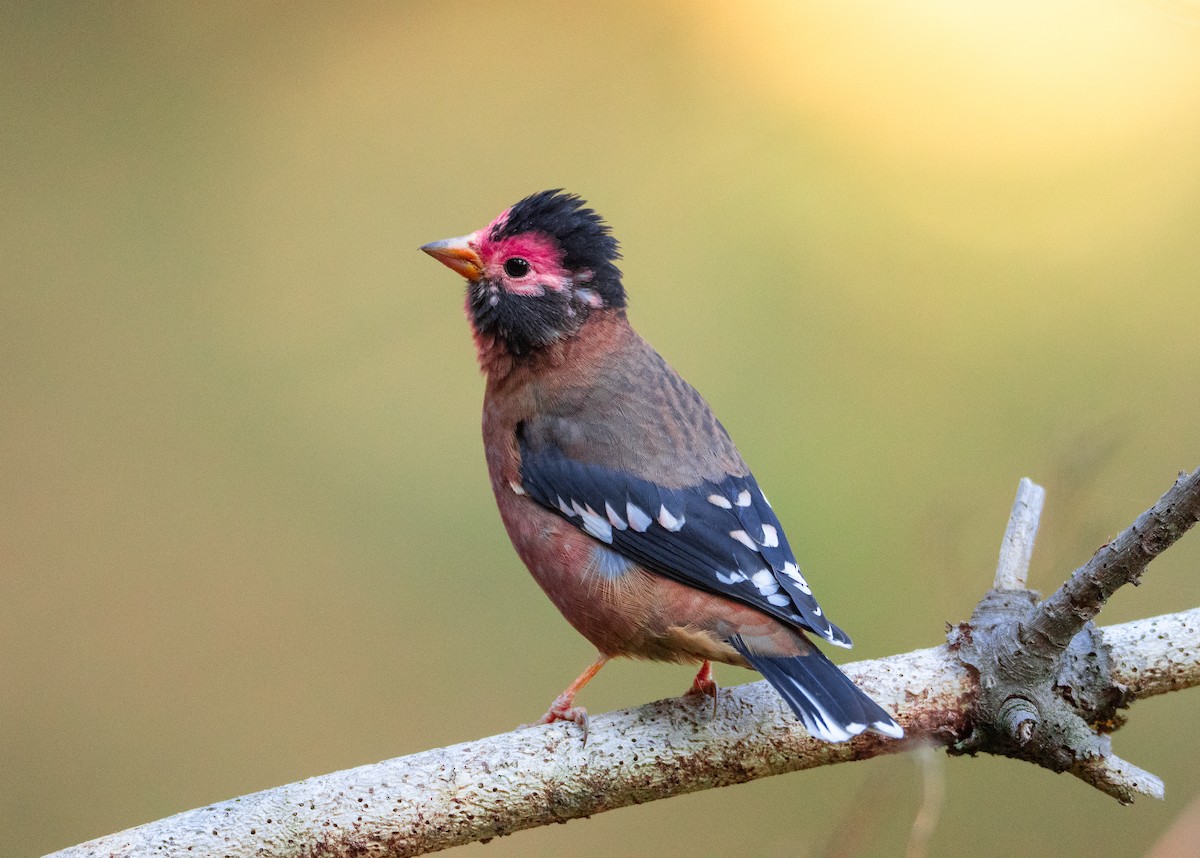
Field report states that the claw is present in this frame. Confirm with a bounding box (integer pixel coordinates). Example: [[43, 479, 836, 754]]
[[532, 696, 591, 744], [525, 654, 609, 744], [685, 660, 720, 718]]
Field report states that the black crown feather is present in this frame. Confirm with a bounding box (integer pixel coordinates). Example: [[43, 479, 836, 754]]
[[490, 190, 625, 308]]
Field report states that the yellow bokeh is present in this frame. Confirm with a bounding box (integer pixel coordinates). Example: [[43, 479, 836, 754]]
[[690, 0, 1200, 166], [2, 3, 1198, 857]]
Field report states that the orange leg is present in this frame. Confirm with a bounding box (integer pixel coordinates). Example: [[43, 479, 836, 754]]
[[533, 654, 610, 742], [685, 660, 719, 717]]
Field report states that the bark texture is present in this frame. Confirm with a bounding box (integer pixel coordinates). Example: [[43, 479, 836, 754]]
[[44, 470, 1200, 857], [949, 469, 1200, 802], [44, 611, 1200, 858]]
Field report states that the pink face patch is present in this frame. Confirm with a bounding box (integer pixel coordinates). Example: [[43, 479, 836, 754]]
[[476, 228, 574, 296]]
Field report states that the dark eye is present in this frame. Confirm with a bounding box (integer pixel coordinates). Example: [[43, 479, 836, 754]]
[[504, 257, 530, 278]]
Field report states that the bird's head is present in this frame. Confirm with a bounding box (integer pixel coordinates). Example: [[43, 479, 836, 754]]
[[421, 190, 625, 362]]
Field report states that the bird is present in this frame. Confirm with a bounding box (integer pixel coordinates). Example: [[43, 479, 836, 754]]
[[420, 190, 903, 743]]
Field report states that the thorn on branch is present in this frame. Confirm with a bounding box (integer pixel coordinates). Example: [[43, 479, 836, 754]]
[[994, 477, 1045, 590], [1071, 748, 1166, 805]]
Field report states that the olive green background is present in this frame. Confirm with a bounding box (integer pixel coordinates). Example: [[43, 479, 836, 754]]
[[3, 3, 1199, 856]]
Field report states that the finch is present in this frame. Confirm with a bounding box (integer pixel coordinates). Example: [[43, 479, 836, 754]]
[[421, 190, 902, 743]]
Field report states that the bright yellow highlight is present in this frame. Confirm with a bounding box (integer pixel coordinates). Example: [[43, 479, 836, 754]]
[[690, 0, 1200, 167]]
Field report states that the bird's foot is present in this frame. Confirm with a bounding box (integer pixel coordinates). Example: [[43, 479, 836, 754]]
[[522, 654, 609, 744], [527, 692, 590, 743], [685, 660, 719, 718]]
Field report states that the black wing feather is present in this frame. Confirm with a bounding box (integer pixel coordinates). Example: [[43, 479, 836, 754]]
[[518, 436, 850, 647], [729, 636, 903, 742]]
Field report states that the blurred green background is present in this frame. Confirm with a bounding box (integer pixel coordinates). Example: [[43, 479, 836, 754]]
[[3, 2, 1199, 856]]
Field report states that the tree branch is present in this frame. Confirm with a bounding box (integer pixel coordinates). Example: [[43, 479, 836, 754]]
[[994, 477, 1045, 590], [44, 611, 1200, 858], [44, 470, 1200, 858], [950, 469, 1200, 803], [1024, 468, 1200, 651]]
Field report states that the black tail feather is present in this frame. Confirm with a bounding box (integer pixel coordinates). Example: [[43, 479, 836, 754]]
[[730, 637, 903, 743]]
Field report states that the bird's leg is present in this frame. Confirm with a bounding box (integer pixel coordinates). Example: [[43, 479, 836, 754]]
[[531, 653, 610, 742], [685, 660, 719, 717]]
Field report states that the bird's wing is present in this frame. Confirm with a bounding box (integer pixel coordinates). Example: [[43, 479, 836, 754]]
[[517, 432, 851, 647]]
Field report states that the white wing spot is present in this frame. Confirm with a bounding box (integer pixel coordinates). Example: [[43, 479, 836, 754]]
[[730, 529, 758, 551], [780, 563, 813, 595], [509, 481, 526, 496], [708, 494, 733, 509], [571, 500, 593, 518], [605, 502, 628, 531], [760, 524, 779, 547], [751, 569, 780, 595], [813, 606, 823, 616], [658, 505, 685, 531], [767, 593, 790, 606], [580, 511, 613, 544], [735, 490, 752, 507], [626, 502, 652, 532], [557, 496, 576, 517]]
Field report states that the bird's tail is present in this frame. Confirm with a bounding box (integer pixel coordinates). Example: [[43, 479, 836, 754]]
[[729, 636, 903, 743]]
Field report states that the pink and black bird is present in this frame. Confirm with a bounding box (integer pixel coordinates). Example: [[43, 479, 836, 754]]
[[421, 190, 903, 743]]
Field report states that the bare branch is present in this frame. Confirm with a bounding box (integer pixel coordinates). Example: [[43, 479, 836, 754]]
[[1106, 608, 1200, 696], [44, 610, 1199, 858], [1070, 748, 1165, 804], [1023, 468, 1200, 650], [44, 471, 1200, 857], [994, 477, 1045, 589], [948, 470, 1200, 805]]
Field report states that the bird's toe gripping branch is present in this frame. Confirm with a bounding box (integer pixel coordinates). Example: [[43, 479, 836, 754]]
[[527, 654, 611, 744], [685, 660, 720, 718]]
